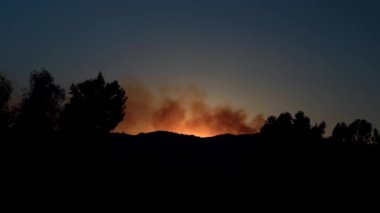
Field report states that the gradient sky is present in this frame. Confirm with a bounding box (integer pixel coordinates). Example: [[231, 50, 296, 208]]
[[1, 0, 379, 134]]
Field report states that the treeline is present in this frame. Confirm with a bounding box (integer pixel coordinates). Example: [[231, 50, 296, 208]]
[[0, 70, 379, 145], [0, 70, 126, 134], [261, 111, 379, 145]]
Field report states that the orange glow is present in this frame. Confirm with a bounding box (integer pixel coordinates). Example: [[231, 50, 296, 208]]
[[115, 82, 265, 137], [161, 126, 215, 138]]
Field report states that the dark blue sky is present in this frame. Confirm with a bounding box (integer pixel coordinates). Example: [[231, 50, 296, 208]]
[[1, 0, 379, 134]]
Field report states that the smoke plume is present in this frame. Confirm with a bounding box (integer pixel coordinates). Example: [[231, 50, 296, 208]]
[[115, 81, 265, 137]]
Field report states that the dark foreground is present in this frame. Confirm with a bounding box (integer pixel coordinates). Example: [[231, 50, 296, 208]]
[[3, 131, 379, 179], [3, 131, 380, 205]]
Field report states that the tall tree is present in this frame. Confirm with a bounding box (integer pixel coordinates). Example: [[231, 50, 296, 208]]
[[374, 128, 380, 144], [331, 122, 349, 144], [331, 119, 377, 145], [349, 119, 373, 144], [61, 73, 127, 133], [260, 111, 326, 144], [15, 70, 65, 133], [0, 73, 13, 131]]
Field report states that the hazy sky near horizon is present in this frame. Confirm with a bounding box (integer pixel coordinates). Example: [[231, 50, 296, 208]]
[[1, 0, 379, 134]]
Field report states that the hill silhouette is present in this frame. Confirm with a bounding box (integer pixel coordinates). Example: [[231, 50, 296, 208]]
[[3, 130, 379, 180], [1, 70, 380, 190]]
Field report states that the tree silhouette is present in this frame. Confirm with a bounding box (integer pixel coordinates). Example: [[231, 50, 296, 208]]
[[374, 128, 380, 144], [349, 119, 373, 144], [61, 73, 127, 133], [331, 122, 349, 144], [331, 119, 378, 145], [0, 73, 13, 131], [14, 70, 65, 133], [260, 111, 326, 144]]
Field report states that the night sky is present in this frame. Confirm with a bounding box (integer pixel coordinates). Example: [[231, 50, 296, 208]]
[[1, 0, 379, 135]]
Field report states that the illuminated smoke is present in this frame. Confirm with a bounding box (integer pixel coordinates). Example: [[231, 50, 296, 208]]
[[114, 81, 265, 137]]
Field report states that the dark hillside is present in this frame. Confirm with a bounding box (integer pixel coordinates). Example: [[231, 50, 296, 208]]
[[3, 131, 379, 181]]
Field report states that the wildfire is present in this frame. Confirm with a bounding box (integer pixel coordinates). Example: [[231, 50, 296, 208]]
[[114, 82, 264, 137], [163, 126, 215, 138]]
